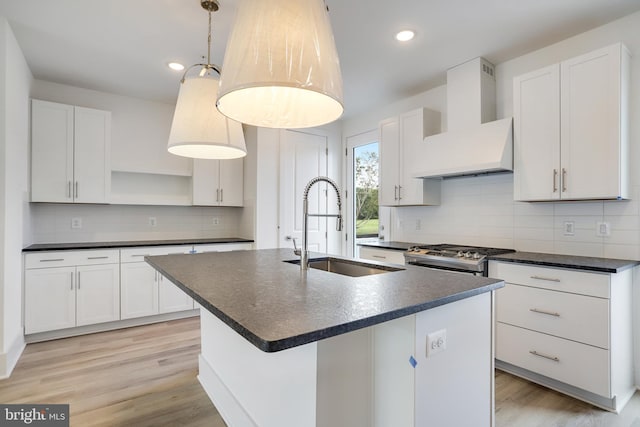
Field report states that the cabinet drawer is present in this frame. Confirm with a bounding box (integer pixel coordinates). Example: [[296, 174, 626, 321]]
[[496, 322, 609, 397], [490, 262, 609, 298], [25, 249, 119, 269], [358, 247, 405, 265], [120, 245, 192, 263], [496, 284, 609, 348], [192, 243, 252, 253]]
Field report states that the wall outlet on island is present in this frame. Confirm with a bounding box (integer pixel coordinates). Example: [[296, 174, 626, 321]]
[[212, 217, 220, 226], [563, 221, 575, 236], [71, 217, 82, 229], [426, 329, 447, 357], [148, 217, 157, 227]]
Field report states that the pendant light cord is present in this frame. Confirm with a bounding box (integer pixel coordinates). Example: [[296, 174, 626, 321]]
[[207, 10, 212, 66]]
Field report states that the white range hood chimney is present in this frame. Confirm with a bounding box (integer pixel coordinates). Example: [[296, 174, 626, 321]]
[[415, 57, 513, 178]]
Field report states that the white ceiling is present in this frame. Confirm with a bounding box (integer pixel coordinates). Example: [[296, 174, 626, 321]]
[[1, 0, 639, 120]]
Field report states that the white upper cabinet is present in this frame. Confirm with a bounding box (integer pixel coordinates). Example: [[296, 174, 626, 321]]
[[379, 108, 441, 206], [31, 100, 111, 203], [192, 158, 244, 207], [514, 43, 630, 201]]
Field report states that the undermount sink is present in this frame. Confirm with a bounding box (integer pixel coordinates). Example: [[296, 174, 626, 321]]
[[285, 257, 404, 277]]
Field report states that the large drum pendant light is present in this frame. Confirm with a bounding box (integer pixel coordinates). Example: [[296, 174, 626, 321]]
[[216, 0, 344, 129], [167, 0, 247, 159]]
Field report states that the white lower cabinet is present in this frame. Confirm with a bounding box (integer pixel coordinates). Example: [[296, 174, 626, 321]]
[[120, 262, 159, 319], [357, 246, 405, 265], [159, 274, 193, 313], [24, 250, 120, 334], [490, 261, 635, 412], [120, 245, 193, 319]]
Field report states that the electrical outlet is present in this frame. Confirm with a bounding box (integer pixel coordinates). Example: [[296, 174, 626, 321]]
[[148, 217, 157, 227], [71, 217, 82, 229], [563, 221, 575, 236], [596, 221, 611, 237], [212, 217, 220, 226], [426, 329, 447, 357]]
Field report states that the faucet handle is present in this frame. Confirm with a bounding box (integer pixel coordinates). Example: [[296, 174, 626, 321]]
[[286, 236, 301, 256]]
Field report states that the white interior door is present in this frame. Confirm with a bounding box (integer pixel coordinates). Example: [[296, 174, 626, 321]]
[[280, 129, 328, 254]]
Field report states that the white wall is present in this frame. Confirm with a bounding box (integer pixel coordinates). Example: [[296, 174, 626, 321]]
[[0, 17, 32, 377], [342, 10, 640, 261]]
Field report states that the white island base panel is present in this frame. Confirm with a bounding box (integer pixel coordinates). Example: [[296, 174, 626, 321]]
[[198, 292, 495, 427]]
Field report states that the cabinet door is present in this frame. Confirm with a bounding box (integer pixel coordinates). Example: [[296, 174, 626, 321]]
[[121, 262, 159, 319], [158, 275, 193, 313], [192, 159, 221, 206], [219, 158, 244, 207], [73, 106, 111, 203], [378, 117, 400, 206], [560, 44, 625, 200], [75, 264, 120, 326], [25, 266, 76, 334], [31, 100, 74, 203], [513, 65, 561, 201]]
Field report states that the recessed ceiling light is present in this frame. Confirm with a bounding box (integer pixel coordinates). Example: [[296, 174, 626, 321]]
[[168, 62, 185, 71], [395, 30, 415, 42]]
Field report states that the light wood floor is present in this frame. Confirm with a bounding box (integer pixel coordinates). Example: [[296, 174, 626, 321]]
[[2, 317, 640, 426]]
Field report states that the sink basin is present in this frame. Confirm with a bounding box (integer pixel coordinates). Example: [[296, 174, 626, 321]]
[[285, 257, 404, 277]]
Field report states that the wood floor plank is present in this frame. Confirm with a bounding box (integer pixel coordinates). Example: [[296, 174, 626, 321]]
[[2, 316, 639, 426]]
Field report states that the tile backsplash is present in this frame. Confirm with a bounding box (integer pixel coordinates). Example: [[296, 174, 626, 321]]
[[392, 174, 640, 260], [30, 203, 243, 244]]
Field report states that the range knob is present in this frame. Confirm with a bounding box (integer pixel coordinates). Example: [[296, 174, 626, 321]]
[[472, 252, 482, 260], [464, 251, 472, 258], [457, 251, 464, 257]]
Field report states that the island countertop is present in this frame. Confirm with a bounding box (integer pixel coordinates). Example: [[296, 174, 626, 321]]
[[145, 248, 504, 352]]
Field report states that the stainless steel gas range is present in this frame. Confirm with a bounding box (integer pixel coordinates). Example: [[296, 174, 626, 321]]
[[403, 244, 515, 276]]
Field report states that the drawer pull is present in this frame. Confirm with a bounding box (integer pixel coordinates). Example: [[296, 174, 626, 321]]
[[529, 350, 560, 362], [529, 308, 560, 317], [131, 254, 150, 258], [372, 255, 387, 259], [530, 275, 560, 283], [87, 256, 109, 260], [40, 258, 64, 262]]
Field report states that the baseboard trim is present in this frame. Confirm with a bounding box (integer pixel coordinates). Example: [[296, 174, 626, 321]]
[[198, 354, 258, 427], [496, 360, 628, 413], [0, 334, 26, 379], [25, 310, 200, 343]]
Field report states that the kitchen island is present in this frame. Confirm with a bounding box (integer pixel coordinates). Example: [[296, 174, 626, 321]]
[[146, 248, 504, 427]]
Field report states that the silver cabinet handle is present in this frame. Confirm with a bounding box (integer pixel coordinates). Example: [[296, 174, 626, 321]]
[[216, 189, 220, 202], [75, 181, 79, 198], [70, 272, 74, 290], [394, 185, 398, 201], [40, 258, 64, 263], [398, 185, 402, 200], [529, 308, 560, 317], [553, 169, 558, 192], [562, 168, 567, 192], [372, 255, 387, 259], [529, 350, 559, 362], [87, 256, 109, 260], [68, 181, 72, 199], [530, 275, 560, 282], [77, 271, 81, 289], [131, 254, 149, 258], [220, 188, 223, 202]]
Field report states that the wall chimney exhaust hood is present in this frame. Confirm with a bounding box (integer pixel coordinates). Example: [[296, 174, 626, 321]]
[[415, 57, 513, 179]]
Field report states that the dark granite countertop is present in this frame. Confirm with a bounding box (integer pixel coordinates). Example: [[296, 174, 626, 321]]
[[489, 252, 639, 273], [356, 241, 420, 251], [23, 237, 254, 252], [145, 248, 504, 353]]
